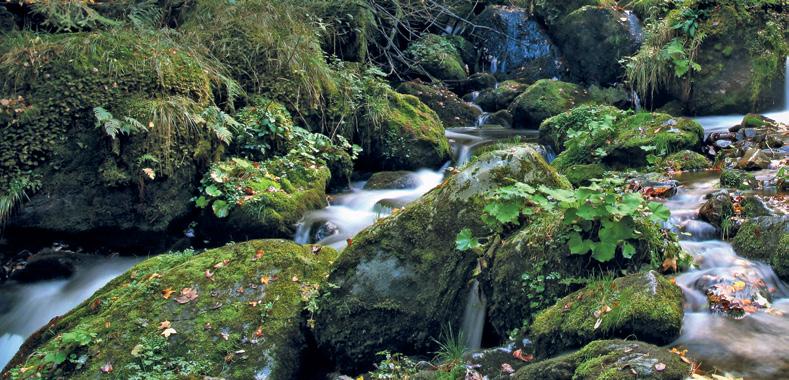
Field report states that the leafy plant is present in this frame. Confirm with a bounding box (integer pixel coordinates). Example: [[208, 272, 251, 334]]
[[369, 351, 420, 379], [93, 107, 147, 140], [42, 329, 97, 367], [432, 325, 468, 365], [457, 178, 671, 263], [661, 38, 702, 78]]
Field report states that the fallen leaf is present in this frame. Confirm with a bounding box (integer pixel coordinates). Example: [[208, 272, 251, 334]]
[[254, 249, 265, 260], [255, 326, 263, 337], [205, 269, 214, 280], [159, 320, 171, 330], [655, 363, 666, 371], [661, 257, 678, 273], [131, 344, 144, 357], [213, 259, 230, 269], [311, 245, 322, 254], [513, 349, 534, 362], [100, 361, 113, 373], [733, 281, 746, 291], [594, 318, 603, 330], [162, 287, 175, 299], [90, 298, 102, 311], [501, 363, 514, 374], [175, 287, 198, 304], [161, 327, 177, 338], [104, 321, 111, 328], [148, 273, 162, 280], [219, 331, 229, 340], [292, 276, 299, 282], [260, 275, 271, 285]]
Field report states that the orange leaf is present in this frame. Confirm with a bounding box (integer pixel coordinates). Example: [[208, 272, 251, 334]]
[[174, 288, 198, 304], [513, 349, 534, 362], [162, 287, 175, 299]]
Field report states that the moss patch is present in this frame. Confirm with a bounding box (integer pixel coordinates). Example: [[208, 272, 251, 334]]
[[406, 34, 467, 81], [733, 216, 789, 282], [4, 240, 339, 380]]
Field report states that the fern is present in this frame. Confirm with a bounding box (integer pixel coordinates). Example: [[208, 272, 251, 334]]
[[1, 176, 40, 227], [93, 107, 147, 139]]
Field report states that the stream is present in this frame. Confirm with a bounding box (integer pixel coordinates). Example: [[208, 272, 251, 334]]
[[1, 60, 788, 374]]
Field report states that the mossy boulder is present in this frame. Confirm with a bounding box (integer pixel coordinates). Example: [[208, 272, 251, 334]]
[[513, 339, 690, 380], [364, 171, 421, 190], [539, 104, 622, 153], [196, 155, 330, 243], [508, 80, 593, 129], [559, 163, 608, 187], [486, 210, 681, 338], [733, 216, 789, 282], [3, 240, 339, 380], [314, 146, 569, 373], [361, 90, 451, 171], [1, 29, 230, 247], [396, 80, 481, 128], [698, 191, 734, 229], [406, 34, 467, 81], [529, 272, 683, 358], [475, 80, 529, 112], [472, 5, 563, 81], [551, 108, 704, 172], [661, 150, 711, 171], [720, 169, 758, 190], [675, 6, 787, 114], [450, 72, 497, 96], [532, 0, 600, 27], [551, 6, 641, 85], [310, 0, 376, 62]]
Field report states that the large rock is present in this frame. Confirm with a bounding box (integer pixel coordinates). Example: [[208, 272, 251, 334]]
[[359, 90, 451, 171], [529, 272, 683, 358], [698, 191, 734, 229], [733, 216, 789, 282], [551, 6, 641, 84], [720, 169, 758, 190], [550, 107, 704, 171], [736, 147, 771, 171], [3, 240, 339, 380], [314, 146, 569, 373], [513, 339, 691, 380], [396, 80, 481, 128], [406, 34, 468, 81], [364, 171, 421, 190], [508, 79, 593, 129], [532, 0, 599, 27], [1, 30, 227, 249], [474, 80, 529, 112], [472, 5, 563, 81]]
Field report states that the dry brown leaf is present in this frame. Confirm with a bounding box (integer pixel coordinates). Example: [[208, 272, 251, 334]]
[[161, 287, 175, 299], [161, 327, 177, 338], [175, 287, 198, 304]]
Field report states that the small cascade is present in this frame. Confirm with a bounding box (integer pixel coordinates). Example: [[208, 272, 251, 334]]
[[460, 280, 487, 350], [476, 112, 491, 127], [624, 11, 644, 46], [631, 89, 642, 111]]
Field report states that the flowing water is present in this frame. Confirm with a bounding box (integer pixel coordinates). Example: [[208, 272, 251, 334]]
[[0, 256, 140, 368]]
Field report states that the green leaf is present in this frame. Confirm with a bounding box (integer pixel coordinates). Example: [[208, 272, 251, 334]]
[[212, 200, 230, 218], [484, 200, 521, 224], [591, 241, 617, 262], [648, 202, 671, 223], [621, 242, 636, 259], [576, 204, 599, 221], [195, 196, 209, 208], [455, 228, 481, 251], [45, 351, 67, 365], [205, 185, 222, 197], [568, 232, 593, 255]]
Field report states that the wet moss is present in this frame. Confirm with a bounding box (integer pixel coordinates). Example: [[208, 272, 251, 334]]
[[719, 169, 757, 190], [396, 80, 481, 128], [5, 240, 339, 380], [661, 150, 711, 171], [514, 339, 690, 380], [475, 80, 529, 112], [559, 163, 608, 187], [733, 216, 789, 282], [508, 80, 592, 129], [529, 272, 683, 358], [406, 34, 467, 81]]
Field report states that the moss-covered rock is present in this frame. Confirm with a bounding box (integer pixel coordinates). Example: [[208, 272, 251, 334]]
[[486, 210, 681, 338], [406, 34, 467, 81], [361, 90, 451, 171], [364, 171, 421, 190], [551, 6, 641, 85], [720, 168, 758, 190], [559, 163, 608, 187], [310, 0, 376, 62], [3, 240, 339, 380], [733, 216, 789, 282], [475, 80, 529, 112], [508, 80, 593, 129], [1, 29, 231, 246], [532, 0, 600, 27], [529, 272, 683, 358], [396, 80, 481, 128], [195, 155, 330, 243], [315, 146, 569, 373], [698, 191, 734, 229], [661, 150, 711, 172], [552, 108, 704, 172], [450, 73, 497, 96], [539, 104, 623, 153], [513, 339, 690, 380]]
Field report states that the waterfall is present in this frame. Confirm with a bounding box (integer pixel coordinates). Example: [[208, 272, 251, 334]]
[[460, 280, 487, 350], [784, 56, 788, 110]]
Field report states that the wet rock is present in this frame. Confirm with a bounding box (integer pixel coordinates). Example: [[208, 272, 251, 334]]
[[551, 6, 641, 85], [661, 150, 711, 172], [475, 80, 529, 112], [315, 146, 569, 373], [7, 248, 86, 283], [627, 173, 679, 198], [396, 80, 480, 128], [4, 240, 339, 379], [313, 221, 341, 242], [488, 110, 514, 129], [739, 195, 772, 219], [472, 5, 563, 81], [364, 171, 421, 190], [509, 80, 592, 129], [513, 339, 690, 380], [733, 216, 789, 282], [528, 272, 683, 358], [736, 148, 771, 170], [699, 191, 734, 229], [450, 73, 497, 95]]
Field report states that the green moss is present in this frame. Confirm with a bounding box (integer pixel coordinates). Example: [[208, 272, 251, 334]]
[[559, 163, 608, 187], [533, 0, 601, 26], [509, 80, 592, 129], [365, 90, 450, 170], [514, 339, 690, 380], [5, 240, 339, 380], [661, 150, 711, 171], [406, 34, 467, 81], [315, 146, 569, 372], [733, 216, 789, 282], [475, 80, 529, 112], [720, 169, 757, 190], [539, 104, 625, 153], [529, 272, 683, 358], [396, 81, 480, 128]]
